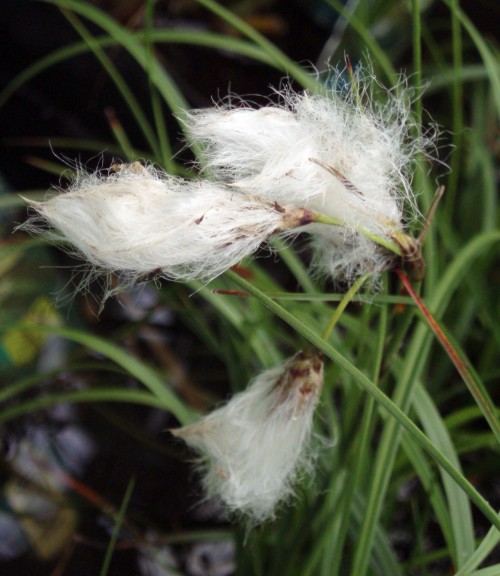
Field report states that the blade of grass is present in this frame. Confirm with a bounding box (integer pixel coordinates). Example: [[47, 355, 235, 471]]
[[0, 361, 123, 403], [13, 323, 196, 424], [100, 476, 136, 576], [59, 5, 161, 159], [42, 0, 191, 168], [0, 31, 276, 113], [443, 0, 500, 118], [195, 0, 320, 91], [329, 301, 389, 575], [0, 388, 168, 423], [209, 288, 413, 305], [104, 108, 136, 162], [52, 0, 191, 116], [399, 430, 454, 563], [144, 0, 172, 168], [350, 492, 405, 576], [413, 383, 475, 566], [322, 274, 369, 341], [270, 238, 319, 294], [455, 523, 500, 576], [0, 239, 46, 271], [424, 64, 489, 93], [444, 0, 464, 215], [412, 0, 423, 124], [468, 566, 500, 576]]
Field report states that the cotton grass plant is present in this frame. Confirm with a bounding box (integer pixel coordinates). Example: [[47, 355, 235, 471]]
[[1, 0, 499, 575], [20, 68, 429, 297]]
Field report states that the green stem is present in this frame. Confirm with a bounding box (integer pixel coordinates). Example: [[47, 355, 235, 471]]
[[412, 0, 423, 125], [321, 274, 369, 341], [446, 0, 464, 214], [100, 477, 136, 576], [330, 301, 388, 575], [144, 0, 174, 171], [312, 212, 403, 256]]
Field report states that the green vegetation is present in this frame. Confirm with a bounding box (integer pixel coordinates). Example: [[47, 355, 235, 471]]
[[1, 0, 498, 574]]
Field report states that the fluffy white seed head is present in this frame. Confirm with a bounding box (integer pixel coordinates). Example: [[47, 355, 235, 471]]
[[184, 69, 436, 282], [171, 351, 324, 524], [20, 163, 311, 295], [184, 105, 306, 184]]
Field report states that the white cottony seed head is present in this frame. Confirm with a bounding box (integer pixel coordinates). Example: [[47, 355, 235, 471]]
[[171, 351, 324, 524], [184, 68, 436, 281], [20, 163, 311, 295]]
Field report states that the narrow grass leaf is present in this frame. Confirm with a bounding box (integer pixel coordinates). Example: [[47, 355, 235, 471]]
[[444, 0, 500, 118], [455, 524, 500, 576], [0, 388, 167, 423], [413, 384, 475, 566], [13, 323, 195, 424], [100, 477, 136, 576]]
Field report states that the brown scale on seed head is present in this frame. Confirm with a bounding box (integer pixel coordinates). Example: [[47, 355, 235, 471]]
[[271, 351, 324, 418]]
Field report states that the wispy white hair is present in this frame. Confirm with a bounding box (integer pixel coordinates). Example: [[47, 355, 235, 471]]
[[171, 351, 324, 524], [21, 67, 437, 293], [20, 163, 311, 295], [184, 68, 437, 281]]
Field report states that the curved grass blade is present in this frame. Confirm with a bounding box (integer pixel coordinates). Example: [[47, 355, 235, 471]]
[[59, 6, 161, 159], [413, 383, 475, 566], [468, 566, 500, 576], [49, 0, 187, 116], [11, 323, 196, 424], [329, 302, 390, 575], [443, 0, 500, 118], [455, 523, 500, 576], [0, 31, 275, 113], [400, 430, 454, 562], [100, 477, 136, 576], [0, 362, 122, 404], [195, 0, 319, 91], [0, 388, 167, 423]]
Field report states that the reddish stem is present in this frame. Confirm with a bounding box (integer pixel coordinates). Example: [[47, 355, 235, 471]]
[[396, 269, 469, 381], [212, 289, 249, 297]]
